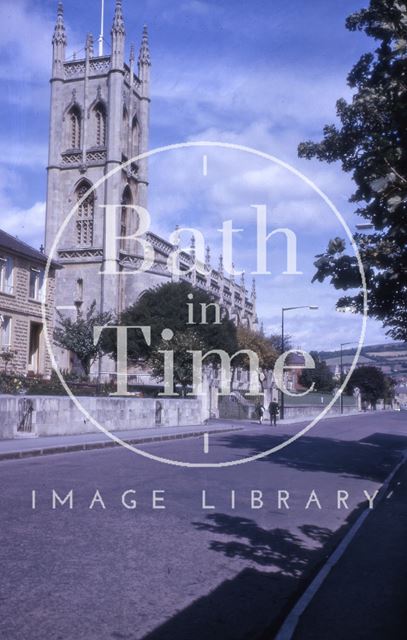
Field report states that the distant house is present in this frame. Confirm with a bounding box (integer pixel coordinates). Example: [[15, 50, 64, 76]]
[[324, 354, 376, 379], [0, 229, 59, 378]]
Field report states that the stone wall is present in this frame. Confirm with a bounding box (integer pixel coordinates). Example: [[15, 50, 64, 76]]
[[0, 395, 206, 439], [219, 394, 360, 421]]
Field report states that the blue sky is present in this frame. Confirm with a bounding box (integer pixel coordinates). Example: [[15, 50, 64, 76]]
[[0, 0, 394, 349]]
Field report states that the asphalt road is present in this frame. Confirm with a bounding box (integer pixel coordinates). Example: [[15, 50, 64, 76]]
[[1, 412, 406, 640]]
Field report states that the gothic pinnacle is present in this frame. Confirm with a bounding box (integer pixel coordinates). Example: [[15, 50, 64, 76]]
[[251, 278, 257, 299], [112, 0, 125, 34], [53, 0, 67, 45], [205, 245, 211, 268], [138, 25, 151, 65], [86, 33, 94, 57]]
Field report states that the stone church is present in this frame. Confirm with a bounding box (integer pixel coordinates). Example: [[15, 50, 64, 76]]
[[45, 1, 258, 375]]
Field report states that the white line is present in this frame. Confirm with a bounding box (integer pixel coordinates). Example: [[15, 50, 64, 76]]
[[386, 490, 394, 499], [202, 154, 208, 176], [274, 453, 407, 640], [203, 432, 209, 454], [56, 306, 77, 311]]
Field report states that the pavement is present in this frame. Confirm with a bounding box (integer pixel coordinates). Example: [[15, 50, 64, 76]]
[[290, 455, 407, 640], [0, 411, 406, 640], [0, 422, 247, 460], [0, 409, 363, 461]]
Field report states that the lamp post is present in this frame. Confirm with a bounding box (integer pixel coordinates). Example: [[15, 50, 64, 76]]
[[280, 305, 319, 420], [339, 341, 357, 414]]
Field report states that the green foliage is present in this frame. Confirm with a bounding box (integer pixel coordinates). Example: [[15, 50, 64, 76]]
[[0, 349, 18, 373], [346, 364, 392, 404], [299, 351, 335, 393], [236, 326, 278, 386], [0, 370, 116, 397], [0, 372, 26, 394], [149, 329, 206, 396], [298, 0, 407, 341], [103, 282, 239, 394], [53, 301, 113, 376], [268, 333, 292, 354]]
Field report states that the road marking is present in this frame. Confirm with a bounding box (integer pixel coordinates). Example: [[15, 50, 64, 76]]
[[274, 453, 407, 640], [386, 490, 394, 499], [203, 432, 209, 454], [202, 154, 208, 176]]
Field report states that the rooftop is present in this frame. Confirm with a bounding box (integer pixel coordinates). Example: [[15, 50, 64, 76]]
[[0, 228, 56, 267]]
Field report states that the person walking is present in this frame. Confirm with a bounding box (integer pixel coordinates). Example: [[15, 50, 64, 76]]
[[255, 402, 266, 424], [268, 400, 279, 426]]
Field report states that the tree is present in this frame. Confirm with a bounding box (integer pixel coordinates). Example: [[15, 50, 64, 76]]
[[54, 302, 112, 376], [346, 365, 389, 406], [102, 282, 239, 395], [268, 333, 292, 354], [235, 326, 279, 389], [148, 329, 206, 396], [298, 0, 407, 341], [299, 351, 335, 393]]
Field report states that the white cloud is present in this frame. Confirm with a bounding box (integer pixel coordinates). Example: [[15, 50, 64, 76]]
[[0, 140, 48, 169], [0, 0, 53, 81], [0, 166, 45, 249], [0, 201, 45, 250], [0, 0, 82, 108]]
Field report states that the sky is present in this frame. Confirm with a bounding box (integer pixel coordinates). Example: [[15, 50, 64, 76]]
[[0, 0, 395, 350]]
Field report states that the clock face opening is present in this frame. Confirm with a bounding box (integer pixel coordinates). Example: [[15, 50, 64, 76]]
[[43, 142, 367, 468]]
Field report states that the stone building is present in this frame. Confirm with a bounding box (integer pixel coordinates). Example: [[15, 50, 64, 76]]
[[0, 229, 58, 377], [44, 1, 257, 375]]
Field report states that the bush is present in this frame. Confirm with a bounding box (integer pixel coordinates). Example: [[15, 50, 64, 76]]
[[0, 372, 26, 395]]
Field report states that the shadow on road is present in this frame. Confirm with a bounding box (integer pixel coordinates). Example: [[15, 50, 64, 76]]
[[194, 514, 331, 575], [142, 515, 348, 640], [215, 433, 402, 481], [141, 431, 405, 640]]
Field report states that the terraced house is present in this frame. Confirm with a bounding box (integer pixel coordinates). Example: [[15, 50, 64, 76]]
[[0, 230, 58, 377]]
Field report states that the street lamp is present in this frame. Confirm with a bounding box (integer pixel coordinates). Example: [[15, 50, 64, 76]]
[[280, 305, 319, 420], [339, 341, 357, 414]]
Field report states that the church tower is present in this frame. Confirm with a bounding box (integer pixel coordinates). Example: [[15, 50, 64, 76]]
[[45, 1, 151, 325]]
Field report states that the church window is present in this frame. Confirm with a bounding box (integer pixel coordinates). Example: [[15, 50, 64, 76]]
[[132, 115, 139, 154], [69, 106, 81, 149], [122, 106, 129, 155], [95, 105, 106, 146], [76, 182, 95, 247], [120, 186, 132, 252]]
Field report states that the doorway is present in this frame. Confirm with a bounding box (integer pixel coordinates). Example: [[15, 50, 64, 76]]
[[28, 322, 42, 374]]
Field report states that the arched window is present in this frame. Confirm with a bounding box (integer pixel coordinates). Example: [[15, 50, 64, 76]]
[[132, 115, 139, 154], [76, 182, 94, 247], [94, 104, 106, 146], [120, 186, 132, 251], [69, 106, 81, 149], [122, 106, 129, 156]]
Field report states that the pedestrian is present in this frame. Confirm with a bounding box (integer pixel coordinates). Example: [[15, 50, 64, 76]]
[[255, 402, 266, 424], [268, 400, 279, 426]]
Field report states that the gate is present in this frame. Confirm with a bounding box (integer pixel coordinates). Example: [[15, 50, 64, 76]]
[[17, 398, 34, 434]]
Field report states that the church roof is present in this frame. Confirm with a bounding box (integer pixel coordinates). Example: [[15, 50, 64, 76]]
[[0, 228, 59, 268]]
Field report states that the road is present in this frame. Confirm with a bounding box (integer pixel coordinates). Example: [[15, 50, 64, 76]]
[[0, 412, 406, 640]]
